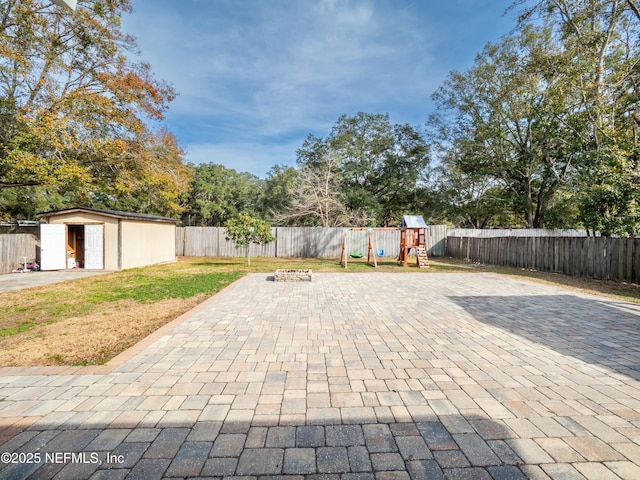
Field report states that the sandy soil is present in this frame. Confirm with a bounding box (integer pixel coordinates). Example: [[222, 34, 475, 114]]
[[0, 295, 206, 366]]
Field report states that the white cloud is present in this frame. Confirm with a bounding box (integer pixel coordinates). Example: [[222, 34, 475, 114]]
[[122, 0, 514, 176], [126, 1, 436, 128], [315, 0, 374, 26]]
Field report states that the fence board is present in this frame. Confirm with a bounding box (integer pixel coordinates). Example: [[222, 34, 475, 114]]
[[175, 227, 185, 256], [595, 237, 605, 280], [177, 226, 447, 259], [634, 239, 640, 284], [0, 234, 38, 274], [540, 238, 547, 271], [621, 239, 630, 282], [609, 238, 615, 280], [446, 234, 640, 285], [626, 239, 633, 281]]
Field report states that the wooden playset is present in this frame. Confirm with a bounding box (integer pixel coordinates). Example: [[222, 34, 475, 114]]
[[398, 215, 429, 268], [340, 228, 378, 268], [339, 216, 430, 269]]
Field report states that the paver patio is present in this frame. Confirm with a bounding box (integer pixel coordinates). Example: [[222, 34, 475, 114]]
[[0, 272, 639, 479]]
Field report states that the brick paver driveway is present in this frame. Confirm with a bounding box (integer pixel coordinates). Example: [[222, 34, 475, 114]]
[[1, 272, 639, 479]]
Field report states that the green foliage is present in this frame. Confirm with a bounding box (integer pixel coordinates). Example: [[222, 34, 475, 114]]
[[577, 147, 640, 236], [224, 213, 275, 266], [520, 0, 640, 235], [539, 189, 581, 229], [0, 0, 188, 219], [434, 162, 509, 229], [428, 0, 640, 232], [429, 25, 575, 228], [0, 185, 65, 221], [182, 164, 262, 226], [297, 113, 430, 226], [257, 164, 298, 222], [3, 0, 639, 233]]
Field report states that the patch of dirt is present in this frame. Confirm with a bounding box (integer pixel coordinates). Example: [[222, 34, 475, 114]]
[[0, 295, 206, 367]]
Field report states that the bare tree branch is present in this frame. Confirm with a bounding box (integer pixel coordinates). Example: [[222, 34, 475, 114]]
[[275, 155, 369, 227]]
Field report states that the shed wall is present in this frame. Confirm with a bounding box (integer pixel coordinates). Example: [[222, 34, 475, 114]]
[[120, 220, 176, 269], [45, 212, 119, 270]]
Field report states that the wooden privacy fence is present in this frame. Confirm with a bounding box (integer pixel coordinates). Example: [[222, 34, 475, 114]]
[[0, 234, 38, 274], [447, 228, 594, 238], [447, 236, 640, 283], [177, 225, 448, 258]]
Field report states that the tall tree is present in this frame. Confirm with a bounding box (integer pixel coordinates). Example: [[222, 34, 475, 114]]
[[257, 164, 298, 223], [0, 0, 185, 218], [512, 0, 640, 235], [433, 159, 509, 229], [99, 129, 192, 217], [276, 154, 367, 227], [298, 113, 430, 226], [181, 163, 262, 226], [429, 26, 576, 228]]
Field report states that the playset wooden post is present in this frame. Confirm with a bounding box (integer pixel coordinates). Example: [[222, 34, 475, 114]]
[[340, 229, 348, 268], [340, 228, 377, 269]]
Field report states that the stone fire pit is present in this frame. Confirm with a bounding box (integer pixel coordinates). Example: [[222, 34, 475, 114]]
[[274, 269, 312, 282]]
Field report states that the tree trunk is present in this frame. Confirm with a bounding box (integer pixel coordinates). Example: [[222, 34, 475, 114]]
[[246, 245, 251, 266]]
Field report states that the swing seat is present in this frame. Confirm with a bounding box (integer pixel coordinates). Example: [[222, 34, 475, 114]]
[[350, 253, 364, 258]]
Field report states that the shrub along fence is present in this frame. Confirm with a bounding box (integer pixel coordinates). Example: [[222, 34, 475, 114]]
[[0, 234, 38, 274], [176, 225, 448, 259], [447, 235, 640, 283]]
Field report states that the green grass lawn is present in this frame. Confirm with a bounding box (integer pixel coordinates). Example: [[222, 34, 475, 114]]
[[0, 260, 247, 338], [190, 255, 468, 273]]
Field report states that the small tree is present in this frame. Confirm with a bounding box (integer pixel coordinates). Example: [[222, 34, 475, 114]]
[[225, 213, 275, 266]]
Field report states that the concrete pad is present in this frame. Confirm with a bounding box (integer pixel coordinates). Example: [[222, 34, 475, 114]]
[[0, 270, 108, 293]]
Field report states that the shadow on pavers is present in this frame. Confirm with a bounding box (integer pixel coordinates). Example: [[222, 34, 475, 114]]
[[450, 294, 640, 382], [0, 413, 602, 479]]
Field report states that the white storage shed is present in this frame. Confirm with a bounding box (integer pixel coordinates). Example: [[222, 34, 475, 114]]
[[38, 207, 178, 271]]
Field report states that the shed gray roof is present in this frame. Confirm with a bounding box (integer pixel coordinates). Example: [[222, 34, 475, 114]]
[[38, 207, 179, 224], [400, 215, 427, 228]]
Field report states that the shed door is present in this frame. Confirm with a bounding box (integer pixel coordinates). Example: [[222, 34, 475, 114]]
[[84, 224, 104, 270], [40, 224, 67, 270]]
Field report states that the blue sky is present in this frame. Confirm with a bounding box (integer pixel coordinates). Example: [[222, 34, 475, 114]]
[[122, 0, 517, 177]]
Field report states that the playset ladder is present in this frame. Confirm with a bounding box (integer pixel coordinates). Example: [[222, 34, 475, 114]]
[[415, 245, 429, 269]]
